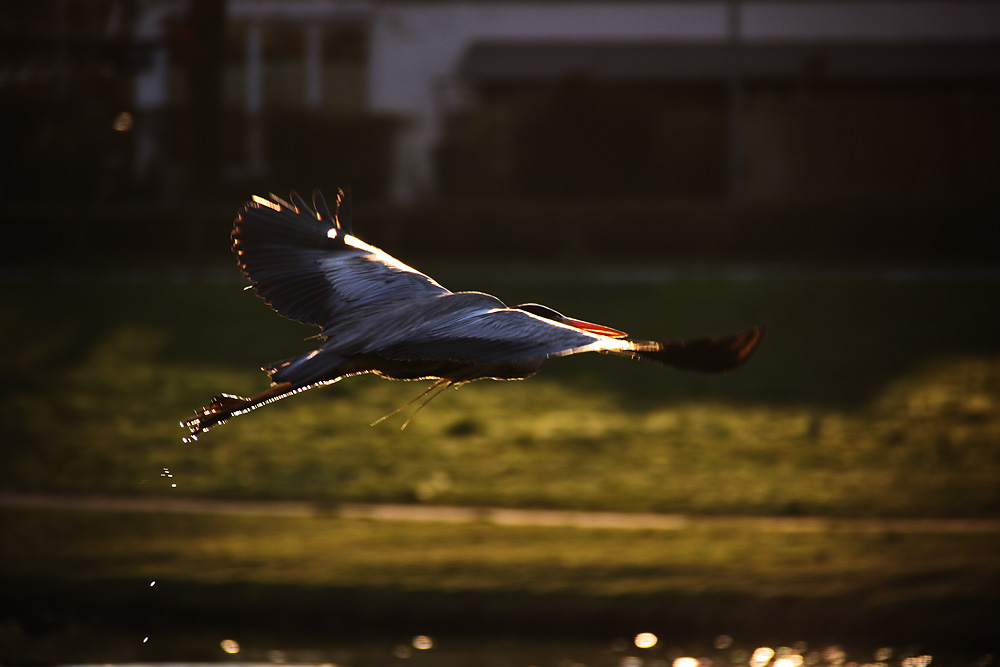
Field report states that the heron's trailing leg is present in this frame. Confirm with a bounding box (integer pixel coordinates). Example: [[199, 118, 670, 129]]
[[183, 381, 297, 441], [370, 379, 456, 429]]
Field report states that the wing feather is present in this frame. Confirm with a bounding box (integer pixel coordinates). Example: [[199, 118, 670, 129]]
[[375, 308, 626, 364], [232, 191, 449, 331]]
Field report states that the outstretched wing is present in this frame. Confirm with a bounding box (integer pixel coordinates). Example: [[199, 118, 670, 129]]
[[232, 189, 450, 332], [374, 304, 630, 364]]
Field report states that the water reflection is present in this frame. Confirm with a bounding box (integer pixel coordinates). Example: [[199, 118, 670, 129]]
[[55, 634, 993, 667], [825, 646, 848, 665], [160, 467, 177, 488], [775, 654, 805, 667], [752, 647, 777, 667]]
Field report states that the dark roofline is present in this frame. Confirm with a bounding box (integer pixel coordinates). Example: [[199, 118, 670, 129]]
[[458, 40, 1000, 84]]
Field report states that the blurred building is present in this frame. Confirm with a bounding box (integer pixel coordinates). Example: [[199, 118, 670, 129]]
[[3, 0, 999, 204], [384, 1, 1000, 202]]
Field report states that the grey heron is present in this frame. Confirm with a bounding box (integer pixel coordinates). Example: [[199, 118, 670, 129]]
[[182, 189, 765, 439]]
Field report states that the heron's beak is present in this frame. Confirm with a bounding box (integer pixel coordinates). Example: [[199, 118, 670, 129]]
[[563, 317, 628, 338]]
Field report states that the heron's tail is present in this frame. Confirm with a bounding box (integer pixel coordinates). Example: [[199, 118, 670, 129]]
[[628, 325, 767, 373], [181, 382, 299, 441]]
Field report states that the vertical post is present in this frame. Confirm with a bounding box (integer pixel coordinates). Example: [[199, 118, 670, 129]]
[[305, 24, 323, 111], [726, 0, 743, 202], [187, 0, 225, 198], [246, 21, 264, 176], [184, 0, 225, 276]]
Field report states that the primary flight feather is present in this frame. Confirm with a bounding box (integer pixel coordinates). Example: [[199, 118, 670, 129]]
[[182, 188, 765, 439]]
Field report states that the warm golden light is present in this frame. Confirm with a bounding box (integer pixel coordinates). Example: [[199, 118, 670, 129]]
[[751, 647, 776, 667], [220, 638, 240, 654], [252, 194, 281, 211], [674, 657, 699, 667], [635, 632, 658, 649], [874, 648, 893, 662], [775, 656, 804, 667], [112, 111, 133, 132], [824, 647, 847, 666], [412, 635, 433, 650]]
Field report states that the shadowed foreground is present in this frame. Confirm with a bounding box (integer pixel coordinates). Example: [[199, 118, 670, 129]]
[[2, 505, 999, 664]]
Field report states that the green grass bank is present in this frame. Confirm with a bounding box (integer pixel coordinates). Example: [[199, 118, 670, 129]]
[[3, 268, 998, 517]]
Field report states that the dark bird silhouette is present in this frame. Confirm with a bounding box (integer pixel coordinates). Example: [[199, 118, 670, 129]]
[[182, 189, 765, 439]]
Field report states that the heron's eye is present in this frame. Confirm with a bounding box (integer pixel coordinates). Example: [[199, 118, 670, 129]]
[[516, 303, 564, 322]]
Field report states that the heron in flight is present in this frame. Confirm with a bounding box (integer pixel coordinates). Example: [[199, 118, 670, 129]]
[[182, 189, 765, 439]]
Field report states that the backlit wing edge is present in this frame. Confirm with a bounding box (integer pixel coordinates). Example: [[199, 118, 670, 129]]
[[232, 190, 450, 331]]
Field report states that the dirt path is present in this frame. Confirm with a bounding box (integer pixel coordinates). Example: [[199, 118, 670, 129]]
[[3, 492, 999, 533]]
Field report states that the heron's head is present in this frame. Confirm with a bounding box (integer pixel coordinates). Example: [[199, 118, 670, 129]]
[[515, 303, 628, 338]]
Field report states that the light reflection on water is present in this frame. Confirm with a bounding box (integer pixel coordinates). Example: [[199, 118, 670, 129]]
[[60, 634, 994, 667], [753, 646, 778, 667]]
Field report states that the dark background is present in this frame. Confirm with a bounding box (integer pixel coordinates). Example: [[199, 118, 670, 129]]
[[2, 1, 999, 271]]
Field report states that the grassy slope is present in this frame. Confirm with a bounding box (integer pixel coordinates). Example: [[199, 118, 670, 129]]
[[2, 269, 998, 517]]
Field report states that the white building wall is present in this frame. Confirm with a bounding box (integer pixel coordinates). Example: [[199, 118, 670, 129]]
[[368, 2, 729, 200], [367, 1, 1000, 201]]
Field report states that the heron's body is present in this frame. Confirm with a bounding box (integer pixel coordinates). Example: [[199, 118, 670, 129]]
[[182, 189, 765, 439]]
